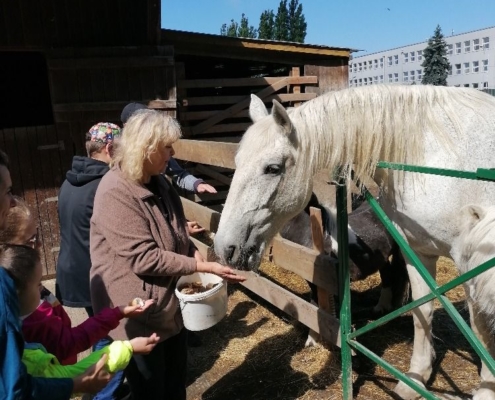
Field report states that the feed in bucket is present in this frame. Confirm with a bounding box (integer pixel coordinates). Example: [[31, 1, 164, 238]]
[[175, 272, 228, 331]]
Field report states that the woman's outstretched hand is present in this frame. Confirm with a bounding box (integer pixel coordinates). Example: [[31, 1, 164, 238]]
[[196, 261, 247, 283]]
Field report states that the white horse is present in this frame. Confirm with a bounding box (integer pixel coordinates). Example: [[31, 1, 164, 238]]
[[451, 205, 495, 400], [213, 85, 495, 399]]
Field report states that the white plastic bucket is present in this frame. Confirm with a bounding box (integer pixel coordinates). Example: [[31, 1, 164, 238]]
[[175, 272, 228, 331]]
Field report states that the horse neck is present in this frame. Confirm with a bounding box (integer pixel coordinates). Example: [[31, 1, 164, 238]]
[[291, 85, 453, 185]]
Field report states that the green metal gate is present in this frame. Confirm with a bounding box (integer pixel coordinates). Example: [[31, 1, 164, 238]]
[[336, 162, 495, 399]]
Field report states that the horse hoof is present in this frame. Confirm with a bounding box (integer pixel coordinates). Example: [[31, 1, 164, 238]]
[[393, 380, 423, 400], [473, 388, 495, 400], [304, 335, 319, 348]]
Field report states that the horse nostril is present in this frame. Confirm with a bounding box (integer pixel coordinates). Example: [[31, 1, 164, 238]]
[[226, 245, 236, 263], [246, 246, 257, 256]]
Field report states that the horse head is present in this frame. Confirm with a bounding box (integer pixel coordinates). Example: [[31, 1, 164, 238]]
[[214, 95, 313, 271]]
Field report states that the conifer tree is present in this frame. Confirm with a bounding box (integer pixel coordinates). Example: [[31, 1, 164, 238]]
[[421, 25, 451, 86], [221, 1, 306, 43], [258, 10, 275, 40]]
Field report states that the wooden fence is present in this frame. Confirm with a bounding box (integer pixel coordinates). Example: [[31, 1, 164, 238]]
[[176, 139, 341, 347]]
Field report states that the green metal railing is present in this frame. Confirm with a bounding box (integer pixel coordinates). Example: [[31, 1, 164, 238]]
[[336, 162, 495, 400]]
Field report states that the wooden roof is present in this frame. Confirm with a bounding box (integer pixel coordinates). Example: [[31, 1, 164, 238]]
[[162, 29, 355, 65]]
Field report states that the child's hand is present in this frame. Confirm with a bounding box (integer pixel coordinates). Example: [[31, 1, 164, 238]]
[[118, 299, 155, 318], [129, 333, 160, 355]]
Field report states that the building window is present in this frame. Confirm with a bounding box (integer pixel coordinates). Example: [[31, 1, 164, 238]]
[[410, 70, 415, 81], [473, 83, 479, 88], [456, 42, 462, 54], [447, 44, 453, 55], [364, 77, 368, 85], [417, 50, 423, 61], [364, 62, 367, 70], [483, 59, 488, 71], [417, 69, 422, 81], [349, 80, 353, 87], [368, 60, 372, 69], [464, 40, 471, 53], [394, 73, 398, 82], [464, 62, 470, 74], [483, 81, 489, 88], [380, 58, 384, 68], [455, 63, 461, 75], [403, 71, 409, 82], [349, 64, 353, 73], [359, 62, 362, 71], [374, 59, 378, 69], [394, 55, 399, 65], [483, 37, 490, 49], [404, 52, 409, 63], [464, 84, 470, 88], [354, 79, 357, 86], [388, 56, 393, 66], [388, 73, 393, 83], [474, 38, 480, 51], [473, 61, 479, 73], [359, 78, 362, 86], [373, 76, 378, 84], [410, 52, 415, 62]]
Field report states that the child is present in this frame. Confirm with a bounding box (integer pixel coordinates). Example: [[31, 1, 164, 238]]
[[0, 243, 159, 379], [0, 197, 154, 365]]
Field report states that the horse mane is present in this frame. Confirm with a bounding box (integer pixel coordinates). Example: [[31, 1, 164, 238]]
[[289, 85, 495, 185]]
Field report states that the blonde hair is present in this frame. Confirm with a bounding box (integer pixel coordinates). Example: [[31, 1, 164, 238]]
[[0, 196, 33, 245], [112, 109, 182, 182]]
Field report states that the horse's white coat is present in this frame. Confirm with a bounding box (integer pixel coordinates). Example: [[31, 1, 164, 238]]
[[214, 85, 495, 399]]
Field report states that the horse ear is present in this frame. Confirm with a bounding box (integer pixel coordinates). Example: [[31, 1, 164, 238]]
[[271, 100, 292, 135], [249, 94, 269, 122], [463, 204, 486, 224]]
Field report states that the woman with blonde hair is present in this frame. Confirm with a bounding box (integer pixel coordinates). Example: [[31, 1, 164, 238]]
[[90, 109, 245, 400]]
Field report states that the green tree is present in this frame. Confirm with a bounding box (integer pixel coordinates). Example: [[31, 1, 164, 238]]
[[221, 1, 306, 43], [238, 13, 257, 38], [421, 25, 451, 86], [273, 0, 289, 41], [287, 0, 307, 43], [258, 10, 275, 40], [220, 14, 256, 38]]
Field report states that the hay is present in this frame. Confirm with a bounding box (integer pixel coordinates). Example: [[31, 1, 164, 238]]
[[186, 251, 484, 399]]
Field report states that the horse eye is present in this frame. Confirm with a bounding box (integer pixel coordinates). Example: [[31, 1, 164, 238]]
[[264, 164, 282, 175]]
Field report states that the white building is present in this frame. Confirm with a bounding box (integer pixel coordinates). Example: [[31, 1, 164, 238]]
[[349, 26, 495, 89]]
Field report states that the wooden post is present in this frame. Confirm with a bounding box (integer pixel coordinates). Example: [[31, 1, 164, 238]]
[[292, 66, 302, 107], [309, 206, 336, 320]]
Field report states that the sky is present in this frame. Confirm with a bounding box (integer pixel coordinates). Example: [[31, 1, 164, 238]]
[[161, 0, 495, 56]]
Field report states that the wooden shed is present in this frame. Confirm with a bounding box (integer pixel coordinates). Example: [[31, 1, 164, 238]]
[[0, 0, 353, 278]]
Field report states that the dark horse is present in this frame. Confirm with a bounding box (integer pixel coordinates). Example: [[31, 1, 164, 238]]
[[280, 193, 409, 346]]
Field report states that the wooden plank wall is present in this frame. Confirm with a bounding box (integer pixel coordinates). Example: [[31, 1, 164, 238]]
[[1, 125, 65, 278], [178, 68, 318, 143], [48, 46, 177, 157], [0, 0, 160, 50]]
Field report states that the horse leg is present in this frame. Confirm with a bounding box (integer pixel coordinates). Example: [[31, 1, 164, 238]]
[[394, 254, 438, 400], [467, 297, 495, 400], [373, 242, 409, 315]]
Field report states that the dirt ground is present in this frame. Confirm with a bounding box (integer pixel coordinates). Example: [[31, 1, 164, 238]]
[[185, 257, 480, 400]]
